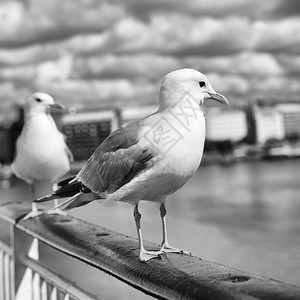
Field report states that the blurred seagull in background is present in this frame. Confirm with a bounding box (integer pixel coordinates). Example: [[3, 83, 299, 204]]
[[11, 92, 73, 220], [36, 69, 228, 262]]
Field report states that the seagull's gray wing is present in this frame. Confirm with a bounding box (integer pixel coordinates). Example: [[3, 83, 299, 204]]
[[77, 122, 154, 195]]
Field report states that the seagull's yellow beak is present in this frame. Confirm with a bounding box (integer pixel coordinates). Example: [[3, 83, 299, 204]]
[[203, 85, 229, 106], [50, 102, 65, 110], [205, 91, 229, 105]]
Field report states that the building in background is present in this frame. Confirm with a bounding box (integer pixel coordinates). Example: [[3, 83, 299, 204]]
[[120, 105, 157, 124], [2, 100, 300, 168], [275, 103, 300, 140], [251, 105, 285, 144], [0, 106, 24, 164], [206, 107, 248, 142], [60, 108, 119, 162]]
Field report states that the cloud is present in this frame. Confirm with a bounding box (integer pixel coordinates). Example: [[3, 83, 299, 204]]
[[206, 71, 300, 102], [0, 81, 18, 98], [103, 15, 253, 57], [0, 65, 36, 82], [0, 0, 125, 47], [252, 18, 300, 54], [0, 54, 74, 83], [254, 75, 300, 99], [0, 0, 300, 109], [0, 44, 60, 67], [0, 32, 112, 67], [122, 0, 279, 20], [271, 0, 300, 18], [0, 2, 24, 36], [36, 55, 74, 82], [225, 52, 283, 76], [184, 52, 284, 76], [74, 53, 181, 80], [167, 17, 252, 57], [2, 14, 299, 68], [100, 12, 300, 58], [206, 73, 250, 96], [108, 15, 300, 57], [74, 51, 284, 84], [35, 78, 158, 106], [0, 81, 31, 104], [277, 54, 300, 75]]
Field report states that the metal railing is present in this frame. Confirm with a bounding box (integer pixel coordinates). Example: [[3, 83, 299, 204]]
[[1, 201, 300, 300], [0, 202, 102, 300], [0, 240, 13, 300], [17, 255, 101, 300]]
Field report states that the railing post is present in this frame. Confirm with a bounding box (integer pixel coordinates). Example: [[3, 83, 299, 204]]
[[0, 250, 4, 300], [9, 225, 14, 300], [14, 228, 38, 300], [0, 217, 14, 300]]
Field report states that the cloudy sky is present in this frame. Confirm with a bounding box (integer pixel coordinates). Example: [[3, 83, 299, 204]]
[[1, 0, 300, 110]]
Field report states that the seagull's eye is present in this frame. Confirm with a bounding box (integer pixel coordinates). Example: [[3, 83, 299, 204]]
[[199, 81, 206, 88], [35, 98, 42, 103]]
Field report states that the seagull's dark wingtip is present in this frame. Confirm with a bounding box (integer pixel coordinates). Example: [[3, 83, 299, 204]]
[[35, 194, 57, 203]]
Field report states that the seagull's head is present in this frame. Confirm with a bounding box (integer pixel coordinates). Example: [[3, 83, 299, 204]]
[[159, 68, 228, 110], [26, 92, 65, 115]]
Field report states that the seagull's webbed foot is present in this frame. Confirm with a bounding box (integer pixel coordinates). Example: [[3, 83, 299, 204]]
[[23, 210, 44, 221], [139, 250, 164, 262], [160, 243, 191, 255]]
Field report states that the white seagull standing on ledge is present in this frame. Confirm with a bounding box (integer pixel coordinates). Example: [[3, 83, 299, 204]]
[[36, 69, 228, 262], [11, 92, 73, 220]]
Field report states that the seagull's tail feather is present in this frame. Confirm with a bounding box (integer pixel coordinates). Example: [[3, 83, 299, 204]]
[[35, 175, 90, 203], [49, 192, 101, 212], [57, 175, 76, 186], [36, 194, 58, 203], [62, 192, 100, 211]]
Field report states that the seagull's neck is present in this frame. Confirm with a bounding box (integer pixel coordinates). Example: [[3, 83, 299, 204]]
[[25, 110, 55, 131], [158, 83, 200, 112], [25, 107, 48, 119]]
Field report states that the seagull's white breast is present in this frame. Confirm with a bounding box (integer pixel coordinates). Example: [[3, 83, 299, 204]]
[[113, 104, 206, 204], [151, 107, 206, 187], [12, 114, 70, 183]]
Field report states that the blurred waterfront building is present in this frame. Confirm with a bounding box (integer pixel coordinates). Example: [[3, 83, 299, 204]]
[[275, 103, 300, 140], [251, 105, 285, 144], [206, 107, 248, 142], [120, 105, 157, 124], [60, 108, 119, 161], [4, 100, 300, 167], [0, 106, 23, 164], [0, 123, 13, 163]]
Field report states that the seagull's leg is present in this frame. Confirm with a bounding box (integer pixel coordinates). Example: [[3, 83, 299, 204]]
[[159, 203, 191, 255], [134, 204, 163, 262], [49, 182, 66, 215], [52, 182, 59, 207], [23, 183, 43, 221]]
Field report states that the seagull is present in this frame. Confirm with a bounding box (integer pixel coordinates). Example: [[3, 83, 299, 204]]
[[35, 69, 228, 262], [11, 92, 73, 220]]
